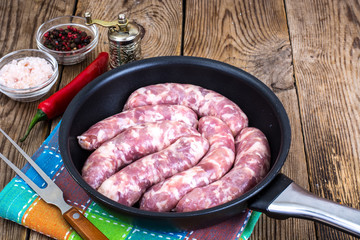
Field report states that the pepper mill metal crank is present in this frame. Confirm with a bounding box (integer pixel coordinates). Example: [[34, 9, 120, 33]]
[[85, 12, 145, 68]]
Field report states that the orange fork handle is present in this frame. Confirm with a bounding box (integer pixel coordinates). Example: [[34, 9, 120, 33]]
[[63, 207, 109, 240]]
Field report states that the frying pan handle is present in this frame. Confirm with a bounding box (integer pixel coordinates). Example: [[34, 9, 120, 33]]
[[249, 174, 360, 237]]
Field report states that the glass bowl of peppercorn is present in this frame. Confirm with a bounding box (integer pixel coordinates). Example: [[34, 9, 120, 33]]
[[36, 16, 99, 65]]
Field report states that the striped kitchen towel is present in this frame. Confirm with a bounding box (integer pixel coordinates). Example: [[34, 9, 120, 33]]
[[0, 122, 261, 240]]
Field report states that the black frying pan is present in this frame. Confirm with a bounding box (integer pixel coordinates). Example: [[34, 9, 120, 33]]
[[59, 56, 360, 237]]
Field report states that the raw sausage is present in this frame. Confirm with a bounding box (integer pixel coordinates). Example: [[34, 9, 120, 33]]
[[123, 83, 248, 136], [77, 105, 198, 150], [82, 121, 200, 189], [97, 135, 209, 206], [175, 127, 270, 212], [140, 116, 235, 212]]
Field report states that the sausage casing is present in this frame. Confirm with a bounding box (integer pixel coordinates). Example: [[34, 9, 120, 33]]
[[176, 127, 270, 212], [78, 105, 198, 150], [82, 121, 200, 189], [97, 135, 209, 206], [140, 116, 235, 212], [123, 83, 248, 136]]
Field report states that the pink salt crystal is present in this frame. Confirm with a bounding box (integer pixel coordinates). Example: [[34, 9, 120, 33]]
[[0, 57, 54, 89]]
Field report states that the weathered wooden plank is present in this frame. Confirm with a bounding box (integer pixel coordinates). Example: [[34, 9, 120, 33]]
[[285, 0, 360, 239], [184, 0, 316, 239], [0, 0, 75, 240], [75, 0, 183, 59]]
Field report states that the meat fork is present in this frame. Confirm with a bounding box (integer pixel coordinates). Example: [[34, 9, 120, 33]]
[[0, 128, 108, 240]]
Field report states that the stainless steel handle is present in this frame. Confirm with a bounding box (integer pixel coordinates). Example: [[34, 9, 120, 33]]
[[268, 182, 360, 236]]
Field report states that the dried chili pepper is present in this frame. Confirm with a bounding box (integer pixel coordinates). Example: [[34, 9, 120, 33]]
[[20, 52, 109, 141]]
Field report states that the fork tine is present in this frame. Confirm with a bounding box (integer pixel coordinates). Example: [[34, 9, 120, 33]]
[[0, 152, 45, 195], [0, 128, 53, 185], [0, 129, 109, 240], [0, 128, 72, 213]]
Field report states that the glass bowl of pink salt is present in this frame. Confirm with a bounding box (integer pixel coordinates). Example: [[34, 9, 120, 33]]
[[0, 49, 59, 102], [36, 16, 99, 65]]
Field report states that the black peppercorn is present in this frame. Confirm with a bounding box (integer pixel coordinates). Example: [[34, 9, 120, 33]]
[[42, 26, 92, 51]]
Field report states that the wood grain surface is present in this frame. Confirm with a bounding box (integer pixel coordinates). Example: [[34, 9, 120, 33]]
[[285, 0, 360, 239], [0, 0, 359, 239], [184, 0, 316, 239], [0, 1, 76, 240]]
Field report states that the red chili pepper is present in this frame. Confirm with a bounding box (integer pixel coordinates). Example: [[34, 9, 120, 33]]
[[20, 52, 109, 142]]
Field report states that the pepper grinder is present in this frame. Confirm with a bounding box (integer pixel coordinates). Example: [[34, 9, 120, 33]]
[[85, 12, 145, 69]]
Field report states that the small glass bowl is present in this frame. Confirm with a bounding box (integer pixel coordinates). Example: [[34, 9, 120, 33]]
[[36, 16, 99, 65], [0, 49, 59, 102]]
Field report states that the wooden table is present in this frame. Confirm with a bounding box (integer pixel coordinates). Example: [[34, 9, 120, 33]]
[[1, 0, 359, 239]]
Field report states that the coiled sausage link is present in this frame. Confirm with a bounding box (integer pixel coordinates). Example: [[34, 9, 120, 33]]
[[175, 127, 270, 212], [97, 135, 209, 206], [77, 105, 198, 150], [82, 121, 200, 189], [140, 116, 235, 212], [123, 83, 248, 136]]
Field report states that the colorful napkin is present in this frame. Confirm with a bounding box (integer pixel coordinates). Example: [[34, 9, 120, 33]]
[[0, 122, 261, 240]]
